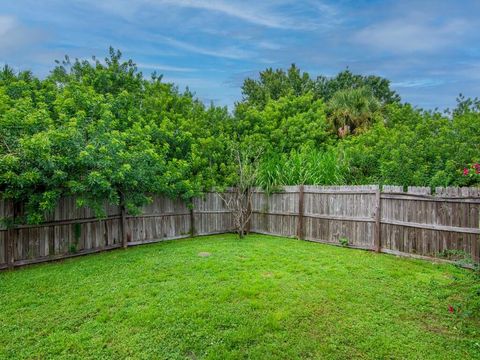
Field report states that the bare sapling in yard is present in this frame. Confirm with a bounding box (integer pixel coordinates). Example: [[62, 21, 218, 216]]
[[218, 145, 261, 238]]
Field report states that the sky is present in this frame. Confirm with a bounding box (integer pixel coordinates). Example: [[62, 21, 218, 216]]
[[1, 0, 479, 110]]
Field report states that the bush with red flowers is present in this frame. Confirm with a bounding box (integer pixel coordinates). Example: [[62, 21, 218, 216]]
[[462, 162, 480, 184]]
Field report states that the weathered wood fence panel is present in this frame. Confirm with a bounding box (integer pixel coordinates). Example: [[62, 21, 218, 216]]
[[251, 185, 480, 264], [251, 185, 378, 248], [302, 185, 377, 249], [0, 197, 124, 269], [192, 192, 234, 236], [380, 186, 480, 262], [0, 193, 233, 269], [0, 200, 12, 265], [126, 196, 191, 246], [250, 186, 299, 238]]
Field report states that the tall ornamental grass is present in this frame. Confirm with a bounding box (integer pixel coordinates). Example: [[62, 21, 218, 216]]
[[257, 148, 347, 193]]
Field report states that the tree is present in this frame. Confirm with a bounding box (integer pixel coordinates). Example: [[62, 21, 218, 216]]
[[239, 66, 400, 110], [315, 69, 400, 105], [326, 87, 382, 137], [240, 64, 314, 109], [235, 92, 331, 153], [218, 144, 262, 238], [0, 48, 233, 223]]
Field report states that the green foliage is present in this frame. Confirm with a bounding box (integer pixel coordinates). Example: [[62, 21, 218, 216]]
[[339, 237, 349, 247], [315, 69, 401, 105], [341, 103, 480, 187], [240, 66, 400, 110], [238, 64, 479, 190], [0, 48, 233, 222], [450, 93, 480, 117], [257, 147, 347, 193], [326, 86, 382, 136], [235, 92, 331, 153], [240, 64, 314, 109], [0, 52, 479, 222]]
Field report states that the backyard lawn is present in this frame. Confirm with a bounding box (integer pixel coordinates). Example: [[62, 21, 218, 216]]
[[0, 234, 479, 359]]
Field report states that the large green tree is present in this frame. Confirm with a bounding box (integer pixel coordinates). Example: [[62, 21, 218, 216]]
[[0, 48, 234, 223], [240, 64, 314, 109], [239, 66, 400, 110], [235, 92, 331, 153], [315, 69, 400, 105]]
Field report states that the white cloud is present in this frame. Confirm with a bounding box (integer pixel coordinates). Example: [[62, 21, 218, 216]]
[[353, 17, 470, 53], [0, 16, 44, 54], [156, 36, 254, 60], [156, 0, 306, 29], [392, 79, 445, 88], [256, 40, 282, 51], [136, 62, 197, 72], [78, 0, 336, 30], [0, 15, 15, 35]]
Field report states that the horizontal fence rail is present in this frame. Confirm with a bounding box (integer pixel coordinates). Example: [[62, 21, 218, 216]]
[[1, 185, 479, 269]]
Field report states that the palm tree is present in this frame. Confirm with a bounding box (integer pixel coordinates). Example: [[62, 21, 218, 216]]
[[327, 87, 381, 137]]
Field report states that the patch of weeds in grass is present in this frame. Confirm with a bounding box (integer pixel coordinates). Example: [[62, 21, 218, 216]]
[[464, 267, 480, 319], [68, 244, 78, 254], [339, 237, 349, 247], [438, 249, 471, 262], [440, 264, 480, 335], [438, 249, 473, 268]]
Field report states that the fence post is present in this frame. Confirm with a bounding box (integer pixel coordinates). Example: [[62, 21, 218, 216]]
[[190, 204, 195, 237], [246, 187, 252, 235], [473, 210, 479, 264], [120, 194, 128, 248], [297, 185, 305, 240], [374, 187, 382, 252], [6, 200, 16, 269]]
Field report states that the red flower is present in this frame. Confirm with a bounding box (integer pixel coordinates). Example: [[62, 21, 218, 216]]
[[448, 305, 454, 313], [463, 168, 469, 176], [474, 163, 480, 174]]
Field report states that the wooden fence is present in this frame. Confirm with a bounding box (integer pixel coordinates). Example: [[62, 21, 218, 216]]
[[0, 192, 233, 269], [1, 185, 479, 270], [250, 185, 480, 264]]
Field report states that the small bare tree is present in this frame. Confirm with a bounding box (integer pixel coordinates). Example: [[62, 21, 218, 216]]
[[218, 145, 261, 238]]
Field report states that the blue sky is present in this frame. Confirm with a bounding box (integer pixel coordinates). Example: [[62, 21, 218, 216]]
[[1, 0, 479, 110]]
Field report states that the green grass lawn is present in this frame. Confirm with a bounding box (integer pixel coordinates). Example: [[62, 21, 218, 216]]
[[1, 234, 479, 359]]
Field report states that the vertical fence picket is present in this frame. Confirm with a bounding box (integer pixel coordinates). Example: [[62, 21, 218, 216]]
[[374, 187, 382, 252]]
